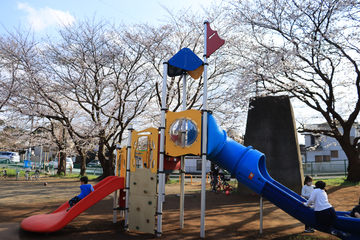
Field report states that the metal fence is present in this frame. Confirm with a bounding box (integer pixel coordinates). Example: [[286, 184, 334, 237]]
[[0, 161, 103, 176], [302, 160, 348, 178], [1, 159, 349, 178]]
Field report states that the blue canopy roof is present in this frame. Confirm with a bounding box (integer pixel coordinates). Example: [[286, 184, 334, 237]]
[[168, 48, 203, 71]]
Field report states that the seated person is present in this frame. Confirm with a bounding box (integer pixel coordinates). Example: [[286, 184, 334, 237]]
[[350, 197, 360, 218], [67, 176, 94, 211]]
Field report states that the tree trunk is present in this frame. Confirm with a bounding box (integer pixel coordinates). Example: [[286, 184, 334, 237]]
[[56, 128, 67, 176], [80, 152, 86, 176], [74, 146, 86, 176], [57, 151, 67, 176], [100, 147, 115, 178], [97, 135, 115, 179], [338, 139, 360, 181], [107, 145, 116, 176], [345, 151, 360, 181], [102, 163, 114, 178], [347, 158, 360, 181]]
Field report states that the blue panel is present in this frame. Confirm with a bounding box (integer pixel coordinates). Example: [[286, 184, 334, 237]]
[[168, 48, 203, 71]]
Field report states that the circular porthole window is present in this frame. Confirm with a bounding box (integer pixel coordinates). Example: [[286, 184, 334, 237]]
[[169, 118, 198, 147]]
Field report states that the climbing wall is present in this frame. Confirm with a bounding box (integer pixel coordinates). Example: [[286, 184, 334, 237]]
[[128, 168, 157, 233]]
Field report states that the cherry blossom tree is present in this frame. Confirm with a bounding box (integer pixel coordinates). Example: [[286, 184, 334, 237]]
[[41, 18, 156, 177], [229, 0, 360, 181]]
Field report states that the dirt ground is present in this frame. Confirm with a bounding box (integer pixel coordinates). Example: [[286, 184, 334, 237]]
[[0, 176, 359, 240]]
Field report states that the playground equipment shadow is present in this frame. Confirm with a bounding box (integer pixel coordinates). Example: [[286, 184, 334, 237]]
[[0, 176, 353, 240]]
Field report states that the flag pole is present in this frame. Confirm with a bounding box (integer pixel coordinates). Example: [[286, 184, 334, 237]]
[[200, 20, 209, 238]]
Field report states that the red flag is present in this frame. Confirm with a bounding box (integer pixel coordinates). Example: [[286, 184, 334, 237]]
[[205, 22, 225, 57]]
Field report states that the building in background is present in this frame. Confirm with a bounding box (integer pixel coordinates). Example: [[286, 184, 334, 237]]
[[302, 122, 360, 163], [301, 122, 360, 175]]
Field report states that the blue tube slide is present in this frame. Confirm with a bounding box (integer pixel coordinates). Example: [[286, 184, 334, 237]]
[[206, 113, 360, 239]]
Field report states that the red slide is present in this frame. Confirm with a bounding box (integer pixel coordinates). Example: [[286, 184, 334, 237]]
[[21, 176, 124, 233]]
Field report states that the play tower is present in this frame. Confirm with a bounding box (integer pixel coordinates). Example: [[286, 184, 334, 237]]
[[111, 21, 225, 236]]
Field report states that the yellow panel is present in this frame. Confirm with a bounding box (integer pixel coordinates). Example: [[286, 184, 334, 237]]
[[116, 149, 120, 177], [148, 128, 159, 174], [130, 131, 138, 172], [130, 128, 159, 173], [117, 147, 126, 176], [165, 109, 202, 157], [116, 146, 127, 187], [187, 65, 204, 79]]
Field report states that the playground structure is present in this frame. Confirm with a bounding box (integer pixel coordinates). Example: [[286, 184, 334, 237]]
[[20, 21, 360, 240]]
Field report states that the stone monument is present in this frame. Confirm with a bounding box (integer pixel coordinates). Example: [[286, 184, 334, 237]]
[[238, 96, 304, 194]]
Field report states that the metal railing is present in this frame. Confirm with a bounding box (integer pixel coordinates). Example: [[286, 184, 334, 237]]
[[0, 160, 350, 178], [302, 160, 348, 178], [0, 162, 103, 176], [185, 166, 211, 173]]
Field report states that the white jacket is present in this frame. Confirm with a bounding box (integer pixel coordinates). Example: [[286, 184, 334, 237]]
[[304, 188, 332, 211], [301, 184, 314, 199]]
